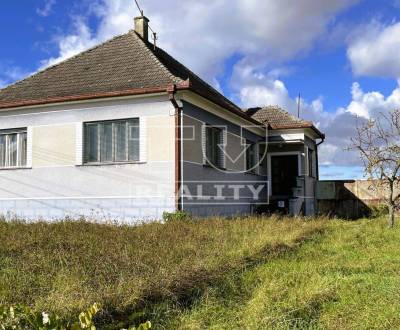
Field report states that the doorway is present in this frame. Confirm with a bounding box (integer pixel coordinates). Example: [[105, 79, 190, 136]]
[[270, 154, 299, 196]]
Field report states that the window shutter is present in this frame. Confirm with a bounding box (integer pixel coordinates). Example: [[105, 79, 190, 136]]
[[201, 124, 207, 165], [75, 122, 83, 165], [139, 117, 147, 163], [26, 127, 33, 168], [219, 129, 227, 169], [255, 143, 260, 175]]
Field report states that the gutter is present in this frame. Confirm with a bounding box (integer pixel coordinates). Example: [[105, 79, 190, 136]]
[[0, 86, 175, 110], [167, 84, 183, 211], [0, 79, 263, 127]]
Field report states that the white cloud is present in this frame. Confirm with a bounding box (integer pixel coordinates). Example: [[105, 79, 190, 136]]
[[39, 0, 358, 81], [0, 65, 31, 89], [234, 59, 400, 169], [40, 17, 97, 69], [37, 0, 56, 17], [345, 81, 400, 118], [347, 21, 400, 78]]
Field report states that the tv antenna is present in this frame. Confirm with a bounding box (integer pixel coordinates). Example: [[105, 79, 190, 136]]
[[134, 0, 158, 49]]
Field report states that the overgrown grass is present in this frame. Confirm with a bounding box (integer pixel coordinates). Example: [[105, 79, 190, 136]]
[[167, 217, 400, 329], [0, 216, 326, 329], [2, 216, 399, 329]]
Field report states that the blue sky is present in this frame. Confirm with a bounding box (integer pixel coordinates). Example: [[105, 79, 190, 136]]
[[1, 0, 400, 180]]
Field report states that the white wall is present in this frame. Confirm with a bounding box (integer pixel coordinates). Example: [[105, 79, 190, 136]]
[[0, 96, 177, 222]]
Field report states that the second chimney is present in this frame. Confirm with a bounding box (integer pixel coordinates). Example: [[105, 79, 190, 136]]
[[134, 15, 149, 41]]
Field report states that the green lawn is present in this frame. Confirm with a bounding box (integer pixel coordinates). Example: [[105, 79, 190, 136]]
[[0, 216, 399, 329], [168, 217, 400, 329]]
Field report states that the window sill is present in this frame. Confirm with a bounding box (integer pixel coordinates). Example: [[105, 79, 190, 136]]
[[202, 163, 226, 170], [79, 161, 145, 167], [245, 171, 266, 177], [0, 166, 31, 171]]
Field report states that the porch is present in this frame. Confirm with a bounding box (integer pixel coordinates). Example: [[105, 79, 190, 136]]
[[261, 135, 318, 216]]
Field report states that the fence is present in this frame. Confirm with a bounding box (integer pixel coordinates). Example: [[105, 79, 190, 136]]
[[316, 180, 399, 219]]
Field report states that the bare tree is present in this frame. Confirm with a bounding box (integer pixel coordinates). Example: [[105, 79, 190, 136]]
[[350, 109, 400, 227]]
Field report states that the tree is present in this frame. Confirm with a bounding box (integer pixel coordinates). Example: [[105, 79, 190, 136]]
[[350, 109, 400, 227]]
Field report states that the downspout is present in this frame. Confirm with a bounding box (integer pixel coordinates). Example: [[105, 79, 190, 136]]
[[316, 137, 325, 180], [315, 136, 325, 215], [167, 84, 183, 211]]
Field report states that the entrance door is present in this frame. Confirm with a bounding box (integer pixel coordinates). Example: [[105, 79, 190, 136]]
[[271, 155, 299, 196]]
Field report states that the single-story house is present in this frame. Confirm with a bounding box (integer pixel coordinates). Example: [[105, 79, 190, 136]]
[[0, 16, 324, 221]]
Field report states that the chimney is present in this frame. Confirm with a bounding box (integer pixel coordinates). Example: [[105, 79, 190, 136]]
[[134, 15, 149, 41]]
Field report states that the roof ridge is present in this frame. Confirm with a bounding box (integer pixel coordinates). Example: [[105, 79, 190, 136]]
[[131, 31, 183, 85], [264, 105, 309, 123], [141, 34, 242, 111], [1, 32, 130, 92]]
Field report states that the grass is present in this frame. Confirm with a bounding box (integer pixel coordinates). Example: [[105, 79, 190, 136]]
[[0, 216, 399, 329], [167, 217, 400, 329], [0, 216, 325, 328]]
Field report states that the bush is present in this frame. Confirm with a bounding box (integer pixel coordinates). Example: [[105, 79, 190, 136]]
[[162, 211, 191, 222], [370, 204, 389, 218], [0, 303, 151, 330]]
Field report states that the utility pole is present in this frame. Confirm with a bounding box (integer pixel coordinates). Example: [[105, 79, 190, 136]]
[[297, 93, 301, 118]]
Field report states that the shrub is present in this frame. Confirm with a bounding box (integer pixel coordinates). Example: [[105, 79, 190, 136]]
[[370, 204, 389, 218], [162, 210, 191, 222], [0, 304, 151, 330]]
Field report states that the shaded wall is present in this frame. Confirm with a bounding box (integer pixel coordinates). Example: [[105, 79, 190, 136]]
[[317, 180, 399, 219]]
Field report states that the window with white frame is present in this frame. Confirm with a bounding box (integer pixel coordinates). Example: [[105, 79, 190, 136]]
[[84, 119, 140, 164], [0, 128, 27, 168]]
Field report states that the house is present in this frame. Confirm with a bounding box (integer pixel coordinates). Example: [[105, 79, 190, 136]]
[[0, 16, 324, 221]]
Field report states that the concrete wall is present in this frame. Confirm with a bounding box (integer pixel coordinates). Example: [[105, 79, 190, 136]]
[[0, 96, 176, 222], [316, 180, 399, 218]]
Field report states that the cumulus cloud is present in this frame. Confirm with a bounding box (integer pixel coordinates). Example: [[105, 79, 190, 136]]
[[344, 81, 400, 118], [233, 58, 400, 170], [39, 17, 97, 69], [39, 0, 358, 81], [347, 21, 400, 78]]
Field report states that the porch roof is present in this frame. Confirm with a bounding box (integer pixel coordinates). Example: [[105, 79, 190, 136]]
[[245, 105, 325, 139]]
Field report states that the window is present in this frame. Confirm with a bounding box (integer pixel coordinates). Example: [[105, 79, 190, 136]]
[[84, 119, 140, 164], [246, 141, 257, 172], [308, 148, 314, 177], [205, 126, 223, 168], [258, 143, 267, 174], [0, 129, 27, 168]]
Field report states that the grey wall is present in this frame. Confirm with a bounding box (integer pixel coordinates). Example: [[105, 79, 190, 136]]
[[181, 101, 268, 217]]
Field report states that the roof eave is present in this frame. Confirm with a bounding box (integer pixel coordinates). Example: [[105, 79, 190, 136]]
[[0, 85, 183, 111], [0, 80, 263, 128], [270, 124, 325, 139]]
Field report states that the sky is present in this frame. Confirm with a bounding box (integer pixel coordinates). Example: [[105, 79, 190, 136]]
[[1, 0, 400, 180]]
